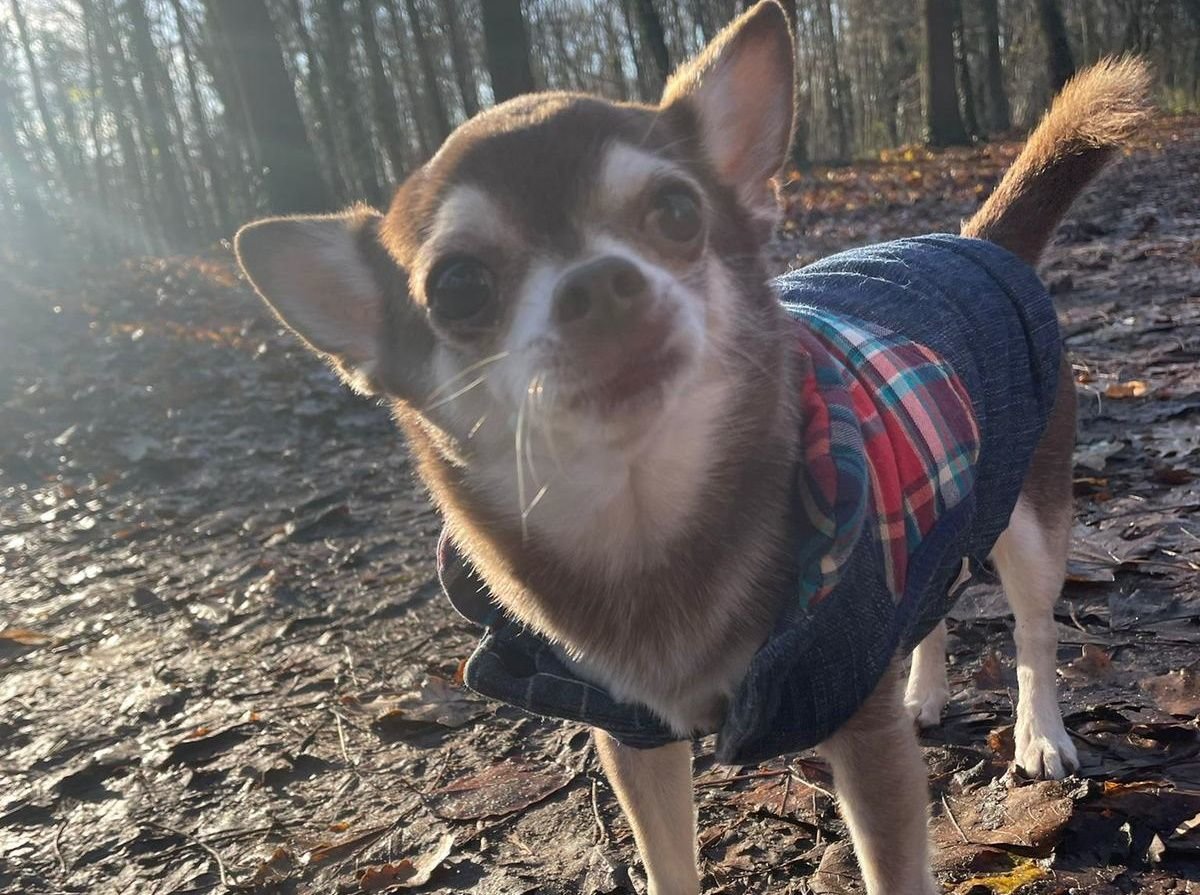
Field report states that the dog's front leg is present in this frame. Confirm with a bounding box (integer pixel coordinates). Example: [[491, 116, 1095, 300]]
[[818, 662, 940, 895], [594, 731, 699, 895]]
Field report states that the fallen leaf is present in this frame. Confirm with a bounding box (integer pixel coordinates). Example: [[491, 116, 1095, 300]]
[[974, 652, 1008, 690], [1062, 644, 1114, 680], [250, 847, 296, 885], [935, 780, 1073, 856], [725, 774, 824, 817], [429, 759, 573, 821], [367, 676, 487, 738], [952, 858, 1049, 894], [1105, 380, 1150, 399], [356, 834, 453, 891], [1141, 667, 1200, 716], [301, 824, 390, 866], [0, 627, 52, 645], [1074, 439, 1125, 472]]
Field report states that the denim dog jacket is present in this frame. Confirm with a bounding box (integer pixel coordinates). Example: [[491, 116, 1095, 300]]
[[438, 234, 1061, 765]]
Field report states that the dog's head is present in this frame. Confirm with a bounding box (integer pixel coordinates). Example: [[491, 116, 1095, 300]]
[[236, 2, 795, 558]]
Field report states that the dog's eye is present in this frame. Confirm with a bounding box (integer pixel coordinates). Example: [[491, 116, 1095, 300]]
[[427, 257, 494, 323], [645, 186, 702, 243]]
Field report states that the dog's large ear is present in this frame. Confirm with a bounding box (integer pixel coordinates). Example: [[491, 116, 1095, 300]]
[[235, 209, 392, 394], [661, 0, 794, 219]]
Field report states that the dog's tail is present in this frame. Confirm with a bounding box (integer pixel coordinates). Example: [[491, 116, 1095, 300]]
[[961, 56, 1151, 265]]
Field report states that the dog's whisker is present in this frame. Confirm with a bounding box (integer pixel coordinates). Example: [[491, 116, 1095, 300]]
[[422, 371, 491, 413], [467, 413, 489, 439], [424, 350, 510, 403], [515, 382, 530, 542]]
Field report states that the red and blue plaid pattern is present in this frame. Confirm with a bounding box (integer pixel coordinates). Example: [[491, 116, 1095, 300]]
[[791, 307, 980, 603]]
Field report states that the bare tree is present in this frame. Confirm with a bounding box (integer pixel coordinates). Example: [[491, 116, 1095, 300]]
[[980, 0, 1010, 132], [203, 0, 331, 214], [923, 0, 969, 146], [1036, 0, 1077, 91], [403, 0, 452, 143], [482, 0, 537, 103], [356, 0, 410, 181], [9, 0, 82, 203], [440, 0, 480, 118], [125, 0, 191, 243], [634, 0, 671, 93]]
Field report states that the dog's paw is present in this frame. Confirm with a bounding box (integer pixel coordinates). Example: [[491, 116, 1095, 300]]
[[903, 685, 949, 728], [1015, 725, 1079, 779]]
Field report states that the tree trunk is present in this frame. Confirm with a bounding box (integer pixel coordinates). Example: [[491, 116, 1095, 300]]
[[169, 0, 231, 237], [124, 0, 192, 244], [82, 16, 114, 253], [385, 0, 434, 157], [481, 0, 537, 104], [980, 0, 1010, 133], [356, 0, 410, 182], [922, 0, 969, 147], [319, 0, 383, 204], [952, 0, 981, 139], [618, 0, 652, 101], [0, 44, 53, 248], [1036, 0, 1076, 92], [9, 0, 82, 204], [602, 7, 631, 101], [283, 0, 349, 202], [81, 0, 156, 246], [403, 0, 452, 144], [815, 0, 851, 161], [439, 0, 480, 118], [633, 0, 671, 94], [202, 0, 331, 215]]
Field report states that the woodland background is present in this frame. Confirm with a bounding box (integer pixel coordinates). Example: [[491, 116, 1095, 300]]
[[0, 0, 1197, 264], [2, 2, 1200, 895]]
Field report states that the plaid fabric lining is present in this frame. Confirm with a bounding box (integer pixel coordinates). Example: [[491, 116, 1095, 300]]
[[790, 307, 981, 602]]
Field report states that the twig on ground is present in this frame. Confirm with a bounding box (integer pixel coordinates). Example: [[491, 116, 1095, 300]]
[[941, 794, 970, 845]]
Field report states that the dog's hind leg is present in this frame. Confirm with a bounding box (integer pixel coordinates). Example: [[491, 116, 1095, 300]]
[[992, 495, 1079, 779], [594, 732, 699, 895], [904, 620, 950, 727], [992, 359, 1080, 780], [819, 661, 939, 895]]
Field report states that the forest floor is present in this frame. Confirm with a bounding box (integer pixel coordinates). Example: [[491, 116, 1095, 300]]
[[2, 115, 1200, 895]]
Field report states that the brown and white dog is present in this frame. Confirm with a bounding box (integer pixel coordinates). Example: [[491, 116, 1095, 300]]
[[235, 5, 1149, 892]]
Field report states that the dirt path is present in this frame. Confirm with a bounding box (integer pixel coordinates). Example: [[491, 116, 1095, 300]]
[[2, 116, 1198, 895]]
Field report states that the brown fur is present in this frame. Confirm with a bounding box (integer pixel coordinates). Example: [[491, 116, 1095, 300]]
[[962, 56, 1151, 264], [961, 58, 1151, 528]]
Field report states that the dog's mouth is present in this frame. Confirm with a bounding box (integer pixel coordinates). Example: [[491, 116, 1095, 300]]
[[566, 346, 687, 414]]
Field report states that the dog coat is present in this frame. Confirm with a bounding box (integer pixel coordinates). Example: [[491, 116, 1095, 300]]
[[438, 234, 1061, 765]]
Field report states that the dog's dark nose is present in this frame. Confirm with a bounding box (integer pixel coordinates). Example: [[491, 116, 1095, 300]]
[[553, 256, 649, 330]]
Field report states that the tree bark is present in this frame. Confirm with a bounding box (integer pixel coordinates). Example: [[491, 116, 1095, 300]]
[[9, 0, 82, 204], [125, 0, 192, 243], [481, 0, 537, 103], [0, 42, 53, 248], [319, 0, 383, 204], [202, 0, 331, 215], [283, 0, 349, 202], [633, 0, 671, 94], [980, 0, 1010, 133], [169, 0, 231, 236], [952, 0, 981, 139], [403, 0, 452, 143], [81, 0, 157, 245], [385, 0, 434, 157], [922, 0, 969, 147], [356, 0, 411, 182], [618, 0, 652, 101], [816, 0, 851, 161], [1036, 0, 1076, 92], [439, 0, 480, 118]]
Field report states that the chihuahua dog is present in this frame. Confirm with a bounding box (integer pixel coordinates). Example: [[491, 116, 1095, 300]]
[[235, 4, 1148, 892]]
